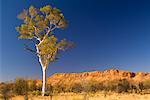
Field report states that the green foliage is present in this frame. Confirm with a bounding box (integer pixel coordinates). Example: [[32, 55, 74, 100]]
[[16, 5, 68, 40], [16, 24, 34, 39], [16, 5, 74, 96], [9, 78, 150, 95], [44, 91, 50, 96], [32, 90, 41, 96], [29, 5, 37, 17], [57, 19, 68, 29], [28, 80, 36, 91], [0, 83, 11, 99], [17, 9, 28, 20], [128, 81, 150, 93], [71, 83, 83, 93], [14, 78, 29, 95], [143, 80, 150, 89], [81, 80, 104, 93], [0, 83, 15, 99], [37, 35, 74, 67], [16, 4, 74, 69], [105, 79, 130, 93], [35, 15, 44, 21], [36, 84, 42, 91], [88, 82, 104, 93], [129, 84, 142, 93], [118, 79, 130, 93], [32, 90, 49, 96], [40, 5, 52, 14], [46, 84, 53, 94], [52, 84, 66, 94], [138, 82, 144, 91]]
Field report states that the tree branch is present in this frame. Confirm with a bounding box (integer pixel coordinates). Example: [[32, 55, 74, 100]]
[[42, 24, 57, 41], [24, 44, 39, 55], [33, 26, 41, 41], [51, 25, 57, 32]]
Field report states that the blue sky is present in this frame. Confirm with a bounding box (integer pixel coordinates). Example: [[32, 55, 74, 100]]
[[1, 0, 150, 82]]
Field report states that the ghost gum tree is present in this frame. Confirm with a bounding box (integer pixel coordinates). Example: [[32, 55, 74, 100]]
[[16, 5, 74, 96]]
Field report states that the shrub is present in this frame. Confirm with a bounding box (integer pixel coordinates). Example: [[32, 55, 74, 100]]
[[36, 84, 42, 91], [71, 83, 83, 93], [32, 90, 41, 96], [28, 80, 36, 91], [44, 91, 50, 96], [143, 80, 150, 89], [0, 82, 15, 99], [138, 82, 144, 92], [46, 84, 53, 94], [14, 78, 28, 95], [129, 84, 137, 93], [105, 81, 115, 91], [105, 79, 130, 93], [52, 84, 66, 93], [0, 83, 11, 99], [97, 83, 105, 91], [85, 81, 104, 93], [63, 85, 72, 92], [117, 79, 130, 93]]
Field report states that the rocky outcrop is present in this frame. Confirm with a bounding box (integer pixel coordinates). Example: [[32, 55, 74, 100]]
[[45, 69, 150, 86], [1, 69, 149, 89]]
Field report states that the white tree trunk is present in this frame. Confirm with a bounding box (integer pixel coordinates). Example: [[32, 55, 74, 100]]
[[36, 44, 47, 96], [42, 67, 46, 96]]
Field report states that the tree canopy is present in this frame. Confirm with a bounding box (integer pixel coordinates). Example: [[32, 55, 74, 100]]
[[16, 5, 74, 69]]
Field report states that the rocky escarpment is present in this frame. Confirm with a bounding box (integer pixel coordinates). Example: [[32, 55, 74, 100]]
[[46, 69, 150, 85]]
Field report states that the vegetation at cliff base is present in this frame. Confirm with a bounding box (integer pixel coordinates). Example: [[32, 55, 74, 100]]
[[1, 78, 150, 99]]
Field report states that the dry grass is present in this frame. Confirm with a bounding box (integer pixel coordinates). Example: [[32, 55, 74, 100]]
[[8, 92, 150, 100]]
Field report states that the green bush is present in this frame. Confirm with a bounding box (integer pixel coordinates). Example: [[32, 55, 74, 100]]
[[28, 80, 36, 91], [32, 90, 41, 96], [85, 81, 104, 93], [14, 78, 28, 95], [0, 83, 10, 99], [118, 79, 130, 93], [63, 85, 72, 92], [138, 82, 144, 92], [143, 80, 150, 89], [71, 83, 83, 93], [52, 84, 66, 93], [36, 84, 42, 91], [88, 84, 98, 93], [44, 91, 50, 96], [105, 81, 115, 91], [105, 79, 130, 93], [129, 84, 139, 93], [46, 84, 53, 94], [97, 83, 105, 91], [0, 83, 15, 99]]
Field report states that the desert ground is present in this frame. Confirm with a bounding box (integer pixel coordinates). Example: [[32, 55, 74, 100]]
[[10, 92, 150, 100]]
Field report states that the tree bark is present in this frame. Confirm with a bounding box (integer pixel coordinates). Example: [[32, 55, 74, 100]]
[[42, 67, 46, 96], [36, 44, 47, 96]]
